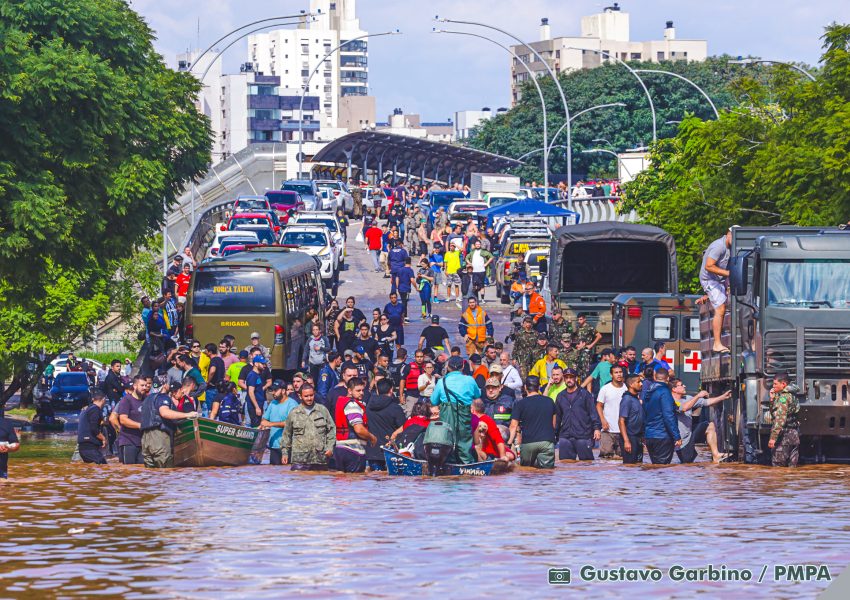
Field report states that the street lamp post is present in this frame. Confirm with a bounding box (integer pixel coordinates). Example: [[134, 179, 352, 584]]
[[728, 58, 816, 82], [566, 46, 657, 143], [437, 17, 573, 203], [433, 29, 550, 193], [582, 148, 633, 181], [517, 145, 569, 162], [200, 21, 304, 83], [547, 101, 626, 157], [635, 69, 719, 119], [297, 30, 401, 178]]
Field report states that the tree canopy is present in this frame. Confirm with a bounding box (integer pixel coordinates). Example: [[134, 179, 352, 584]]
[[466, 56, 740, 182], [0, 0, 210, 394], [621, 25, 849, 292]]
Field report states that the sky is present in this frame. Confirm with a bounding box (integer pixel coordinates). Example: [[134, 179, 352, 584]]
[[132, 0, 850, 121]]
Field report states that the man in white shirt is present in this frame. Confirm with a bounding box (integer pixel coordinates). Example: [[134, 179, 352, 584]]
[[596, 365, 627, 458], [498, 352, 523, 394]]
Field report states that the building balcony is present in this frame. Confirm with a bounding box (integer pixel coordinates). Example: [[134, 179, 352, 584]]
[[280, 119, 320, 132], [248, 95, 280, 109], [253, 75, 281, 85], [248, 117, 281, 131]]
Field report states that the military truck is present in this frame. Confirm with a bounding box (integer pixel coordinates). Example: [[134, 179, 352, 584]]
[[700, 226, 850, 463], [544, 222, 678, 343], [611, 293, 702, 390]]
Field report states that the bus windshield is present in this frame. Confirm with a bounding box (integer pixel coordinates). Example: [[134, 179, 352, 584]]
[[191, 269, 276, 314], [767, 260, 850, 308]]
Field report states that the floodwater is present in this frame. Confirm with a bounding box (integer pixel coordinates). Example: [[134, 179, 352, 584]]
[[1, 435, 848, 598]]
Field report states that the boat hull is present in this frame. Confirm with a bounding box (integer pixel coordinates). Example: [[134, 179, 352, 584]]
[[382, 447, 508, 477], [174, 418, 260, 467]]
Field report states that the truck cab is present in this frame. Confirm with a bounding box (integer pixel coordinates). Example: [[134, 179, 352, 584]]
[[701, 227, 850, 463]]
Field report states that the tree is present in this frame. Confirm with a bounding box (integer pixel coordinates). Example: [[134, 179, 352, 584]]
[[467, 57, 739, 182], [621, 24, 848, 292], [0, 0, 211, 403]]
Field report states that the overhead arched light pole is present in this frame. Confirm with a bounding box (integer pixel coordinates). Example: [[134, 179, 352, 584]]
[[582, 147, 632, 180], [298, 30, 402, 178], [436, 16, 573, 204], [566, 46, 657, 143], [547, 101, 626, 157], [433, 28, 550, 192], [200, 21, 305, 83], [517, 144, 569, 162], [728, 58, 816, 81], [635, 69, 719, 119]]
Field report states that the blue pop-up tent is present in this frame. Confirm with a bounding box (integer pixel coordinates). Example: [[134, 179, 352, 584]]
[[477, 200, 580, 227]]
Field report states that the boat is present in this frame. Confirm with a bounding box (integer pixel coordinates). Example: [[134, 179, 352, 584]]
[[173, 417, 262, 467], [382, 446, 512, 477]]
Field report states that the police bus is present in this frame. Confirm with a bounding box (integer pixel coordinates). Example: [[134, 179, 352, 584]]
[[186, 246, 325, 375]]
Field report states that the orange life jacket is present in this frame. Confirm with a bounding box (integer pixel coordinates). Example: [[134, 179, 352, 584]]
[[463, 306, 487, 343]]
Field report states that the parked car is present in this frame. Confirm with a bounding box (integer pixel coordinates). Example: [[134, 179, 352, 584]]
[[49, 354, 104, 376], [288, 211, 346, 266], [421, 190, 466, 225], [316, 186, 339, 213], [314, 179, 353, 214], [231, 223, 277, 245], [49, 371, 93, 410], [265, 190, 305, 223], [447, 201, 489, 226], [233, 195, 271, 213], [227, 212, 276, 232], [280, 224, 340, 295], [207, 230, 260, 258], [281, 180, 320, 211]]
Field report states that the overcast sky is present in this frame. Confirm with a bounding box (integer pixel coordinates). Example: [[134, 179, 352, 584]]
[[133, 0, 850, 121]]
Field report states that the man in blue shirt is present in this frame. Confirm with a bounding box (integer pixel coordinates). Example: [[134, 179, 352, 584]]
[[395, 257, 416, 324], [246, 356, 268, 428], [317, 351, 341, 404], [384, 293, 406, 347], [430, 356, 480, 464], [618, 374, 645, 464], [261, 380, 300, 466], [642, 369, 681, 464], [637, 346, 670, 375], [388, 239, 409, 292], [428, 244, 445, 303]]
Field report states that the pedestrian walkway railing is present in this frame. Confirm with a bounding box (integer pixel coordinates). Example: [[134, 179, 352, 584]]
[[552, 197, 637, 223]]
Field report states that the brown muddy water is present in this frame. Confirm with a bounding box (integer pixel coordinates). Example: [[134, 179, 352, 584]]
[[0, 434, 847, 598]]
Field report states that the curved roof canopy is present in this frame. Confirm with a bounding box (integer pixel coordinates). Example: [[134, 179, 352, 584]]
[[310, 131, 522, 184]]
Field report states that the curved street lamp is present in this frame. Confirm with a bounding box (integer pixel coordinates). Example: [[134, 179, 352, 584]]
[[728, 58, 816, 82], [433, 29, 550, 190], [582, 147, 633, 180], [437, 16, 572, 202], [566, 46, 657, 143], [200, 21, 304, 83], [635, 69, 719, 119], [547, 102, 626, 156], [298, 30, 402, 177], [517, 145, 569, 162]]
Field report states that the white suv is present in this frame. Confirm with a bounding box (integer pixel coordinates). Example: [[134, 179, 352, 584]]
[[280, 224, 340, 294], [289, 211, 346, 266], [314, 180, 353, 215]]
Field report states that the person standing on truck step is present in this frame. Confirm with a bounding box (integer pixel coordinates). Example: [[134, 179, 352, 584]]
[[700, 228, 733, 353], [768, 372, 800, 467], [671, 378, 731, 464]]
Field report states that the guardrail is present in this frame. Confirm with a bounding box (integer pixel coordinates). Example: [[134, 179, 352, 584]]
[[553, 197, 637, 223]]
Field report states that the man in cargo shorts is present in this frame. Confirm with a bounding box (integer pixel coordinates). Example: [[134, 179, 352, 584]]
[[700, 228, 733, 353]]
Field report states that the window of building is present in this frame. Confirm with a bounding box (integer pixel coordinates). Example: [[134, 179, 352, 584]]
[[301, 44, 308, 54], [301, 69, 309, 77], [657, 51, 665, 61], [556, 50, 560, 58], [631, 52, 641, 60]]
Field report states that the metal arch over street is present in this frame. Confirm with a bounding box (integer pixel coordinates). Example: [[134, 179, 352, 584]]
[[309, 131, 523, 185]]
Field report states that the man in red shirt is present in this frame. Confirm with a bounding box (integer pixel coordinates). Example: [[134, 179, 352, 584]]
[[471, 396, 514, 462], [363, 221, 385, 272], [175, 263, 192, 302]]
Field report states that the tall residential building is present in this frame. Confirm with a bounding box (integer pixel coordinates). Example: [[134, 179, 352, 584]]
[[454, 107, 508, 140], [248, 0, 368, 130], [509, 3, 707, 103]]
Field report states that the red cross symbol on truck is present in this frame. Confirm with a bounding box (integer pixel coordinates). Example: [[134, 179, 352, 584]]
[[684, 351, 702, 372]]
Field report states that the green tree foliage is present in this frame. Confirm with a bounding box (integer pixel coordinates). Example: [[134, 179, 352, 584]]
[[467, 57, 739, 181], [621, 25, 848, 292], [0, 0, 211, 398]]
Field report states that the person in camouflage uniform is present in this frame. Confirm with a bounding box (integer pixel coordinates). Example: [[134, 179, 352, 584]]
[[574, 313, 601, 381], [528, 333, 550, 375], [511, 316, 539, 377], [548, 311, 573, 345], [350, 179, 363, 219], [281, 384, 335, 470], [560, 335, 583, 375], [404, 209, 419, 255], [768, 371, 800, 467]]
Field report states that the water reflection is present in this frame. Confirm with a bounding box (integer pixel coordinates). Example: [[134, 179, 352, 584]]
[[1, 434, 848, 597]]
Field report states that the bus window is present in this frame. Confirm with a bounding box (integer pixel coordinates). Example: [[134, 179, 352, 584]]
[[283, 279, 294, 316], [682, 316, 700, 342], [652, 316, 676, 341], [192, 270, 275, 314]]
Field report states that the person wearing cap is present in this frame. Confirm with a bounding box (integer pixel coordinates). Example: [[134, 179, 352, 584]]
[[768, 371, 800, 467], [418, 315, 450, 354], [481, 375, 515, 441], [509, 376, 556, 469], [547, 311, 573, 346], [459, 297, 493, 357], [554, 368, 601, 461], [225, 350, 250, 388], [282, 384, 336, 470], [430, 355, 480, 464], [317, 351, 342, 404], [212, 381, 243, 425], [261, 380, 300, 466], [574, 314, 601, 378], [529, 344, 567, 387], [77, 390, 109, 464], [700, 228, 733, 353], [243, 332, 270, 360], [246, 355, 269, 427], [471, 398, 513, 462], [511, 316, 539, 378], [140, 378, 199, 468]]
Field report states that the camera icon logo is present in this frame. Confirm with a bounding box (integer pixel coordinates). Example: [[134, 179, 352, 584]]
[[548, 568, 571, 585]]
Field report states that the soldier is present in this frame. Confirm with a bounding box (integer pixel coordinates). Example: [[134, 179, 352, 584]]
[[575, 313, 601, 380], [281, 384, 336, 471], [511, 316, 539, 378], [548, 311, 573, 345], [768, 372, 800, 467], [561, 335, 583, 375], [349, 178, 363, 219]]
